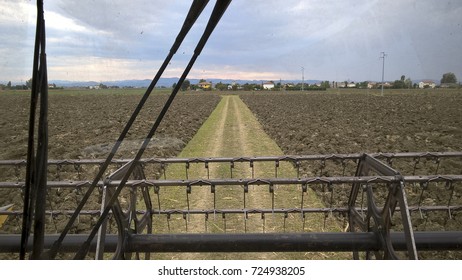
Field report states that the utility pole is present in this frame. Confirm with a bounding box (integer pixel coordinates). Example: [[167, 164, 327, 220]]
[[301, 66, 304, 91], [380, 52, 387, 96]]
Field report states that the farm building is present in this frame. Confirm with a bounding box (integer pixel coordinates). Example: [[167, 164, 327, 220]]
[[263, 81, 275, 90], [419, 80, 436, 89], [197, 81, 212, 90]]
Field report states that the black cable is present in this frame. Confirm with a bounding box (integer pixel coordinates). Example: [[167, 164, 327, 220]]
[[20, 0, 45, 260]]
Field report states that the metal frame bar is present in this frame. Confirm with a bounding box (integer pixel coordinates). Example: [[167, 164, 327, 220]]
[[348, 155, 418, 259], [1, 232, 461, 253], [2, 151, 461, 167], [2, 175, 461, 189]]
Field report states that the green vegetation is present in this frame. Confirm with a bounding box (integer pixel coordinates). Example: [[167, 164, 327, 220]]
[[441, 72, 457, 84]]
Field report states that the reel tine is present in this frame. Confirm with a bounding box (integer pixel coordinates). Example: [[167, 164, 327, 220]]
[[204, 212, 208, 233], [434, 157, 441, 174], [269, 183, 275, 214], [230, 161, 234, 178], [243, 184, 248, 209], [275, 160, 279, 178], [301, 183, 307, 215], [183, 212, 188, 232], [14, 164, 21, 182], [186, 184, 192, 215], [154, 185, 161, 215], [205, 161, 210, 179], [244, 210, 248, 233], [283, 212, 288, 233], [446, 180, 454, 220], [211, 184, 216, 211], [222, 213, 226, 233], [412, 157, 420, 176], [185, 162, 189, 180], [261, 212, 265, 233]]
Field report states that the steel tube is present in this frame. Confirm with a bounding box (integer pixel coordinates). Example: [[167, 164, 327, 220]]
[[1, 205, 461, 217], [1, 175, 461, 190], [1, 232, 461, 253], [1, 151, 461, 167]]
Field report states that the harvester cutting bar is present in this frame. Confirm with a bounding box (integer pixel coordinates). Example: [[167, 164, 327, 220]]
[[2, 151, 461, 166], [2, 205, 460, 217], [1, 231, 461, 253], [1, 175, 461, 189]]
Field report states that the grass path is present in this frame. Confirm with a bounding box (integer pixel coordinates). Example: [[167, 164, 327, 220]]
[[152, 95, 348, 259]]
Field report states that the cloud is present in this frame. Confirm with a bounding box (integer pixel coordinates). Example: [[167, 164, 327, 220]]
[[1, 0, 461, 83]]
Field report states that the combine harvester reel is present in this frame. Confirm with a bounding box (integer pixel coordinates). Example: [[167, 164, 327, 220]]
[[0, 0, 461, 260]]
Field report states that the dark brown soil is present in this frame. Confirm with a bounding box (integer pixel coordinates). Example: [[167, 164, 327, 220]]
[[0, 90, 220, 259], [240, 90, 462, 259], [0, 90, 221, 160]]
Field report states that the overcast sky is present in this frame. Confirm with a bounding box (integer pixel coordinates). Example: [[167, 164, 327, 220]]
[[1, 0, 461, 83]]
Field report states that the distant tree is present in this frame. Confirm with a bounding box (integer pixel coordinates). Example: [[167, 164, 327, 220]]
[[199, 79, 206, 83], [441, 72, 457, 84], [392, 75, 407, 89], [181, 79, 190, 91], [26, 78, 33, 89], [172, 82, 177, 89], [320, 81, 330, 88], [359, 81, 369, 88], [242, 83, 253, 91], [15, 85, 28, 90], [7, 81, 11, 89], [404, 78, 412, 89], [392, 79, 405, 89], [215, 82, 227, 91]]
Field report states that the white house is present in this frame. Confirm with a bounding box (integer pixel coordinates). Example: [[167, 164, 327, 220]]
[[262, 81, 275, 90], [347, 82, 357, 88], [419, 80, 436, 89]]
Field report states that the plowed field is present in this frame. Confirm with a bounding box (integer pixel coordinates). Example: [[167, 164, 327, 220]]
[[0, 90, 220, 246], [240, 90, 462, 157], [241, 90, 462, 259]]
